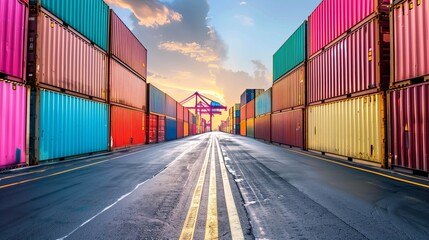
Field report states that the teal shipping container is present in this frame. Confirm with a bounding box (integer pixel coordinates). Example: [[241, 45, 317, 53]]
[[255, 88, 272, 116], [37, 0, 109, 51], [37, 90, 108, 161], [148, 84, 166, 115], [273, 21, 307, 82]]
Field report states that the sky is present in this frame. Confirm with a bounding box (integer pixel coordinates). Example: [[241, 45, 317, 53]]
[[106, 0, 321, 127]]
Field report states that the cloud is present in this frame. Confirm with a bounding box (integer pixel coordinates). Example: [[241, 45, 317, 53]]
[[239, 1, 247, 5], [234, 15, 254, 27], [106, 0, 182, 27], [251, 60, 270, 85], [158, 41, 220, 63]]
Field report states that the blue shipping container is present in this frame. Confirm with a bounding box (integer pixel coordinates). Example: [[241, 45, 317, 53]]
[[38, 90, 108, 161], [39, 0, 109, 51], [235, 110, 240, 117], [255, 88, 272, 116], [166, 117, 177, 141], [149, 84, 166, 115]]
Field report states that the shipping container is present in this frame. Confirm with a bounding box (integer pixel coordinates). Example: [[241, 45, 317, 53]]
[[272, 64, 305, 112], [273, 22, 307, 82], [240, 105, 247, 122], [158, 116, 166, 142], [307, 93, 385, 165], [255, 115, 271, 142], [389, 82, 429, 173], [28, 10, 107, 100], [148, 114, 158, 144], [246, 118, 255, 138], [240, 120, 247, 136], [148, 84, 166, 115], [247, 99, 255, 119], [192, 123, 196, 135], [308, 0, 389, 57], [37, 0, 109, 51], [177, 103, 184, 121], [184, 109, 189, 122], [177, 120, 184, 138], [184, 122, 189, 137], [391, 0, 429, 85], [240, 89, 255, 106], [271, 109, 304, 149], [308, 16, 390, 104], [110, 106, 145, 149], [110, 59, 146, 110], [0, 81, 27, 168], [110, 10, 147, 79], [0, 0, 28, 82], [34, 89, 108, 162], [235, 124, 240, 135], [166, 117, 177, 141], [165, 95, 177, 118], [255, 88, 272, 116], [192, 114, 196, 124]]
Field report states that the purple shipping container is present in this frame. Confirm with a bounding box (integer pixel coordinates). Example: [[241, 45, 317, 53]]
[[0, 0, 28, 82], [29, 10, 107, 100], [110, 10, 147, 80], [0, 80, 27, 168], [308, 0, 389, 57], [308, 17, 389, 104], [271, 109, 304, 149], [392, 0, 429, 84], [389, 82, 429, 173]]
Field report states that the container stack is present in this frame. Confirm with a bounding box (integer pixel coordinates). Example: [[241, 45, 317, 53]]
[[27, 0, 110, 164], [109, 10, 148, 150], [255, 88, 272, 142], [0, 0, 28, 169], [306, 0, 390, 167], [246, 99, 255, 138], [191, 113, 197, 135], [228, 107, 234, 133], [177, 103, 184, 139], [271, 22, 307, 149], [148, 84, 166, 143], [240, 104, 247, 136], [388, 0, 429, 175], [239, 89, 263, 137], [165, 95, 177, 141], [183, 108, 190, 137], [234, 104, 241, 134]]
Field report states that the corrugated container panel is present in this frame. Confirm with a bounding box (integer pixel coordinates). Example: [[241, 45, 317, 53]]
[[184, 121, 189, 137], [110, 10, 147, 79], [392, 0, 429, 83], [240, 89, 255, 106], [177, 104, 184, 120], [272, 64, 305, 112], [177, 119, 184, 139], [255, 115, 271, 142], [110, 59, 146, 110], [255, 88, 272, 116], [247, 100, 255, 119], [271, 110, 304, 149], [0, 81, 26, 168], [273, 22, 306, 82], [38, 89, 108, 161], [240, 120, 247, 136], [149, 84, 166, 115], [184, 109, 189, 122], [240, 105, 246, 122], [308, 93, 385, 164], [148, 114, 158, 144], [246, 118, 255, 138], [39, 0, 108, 51], [0, 0, 27, 82], [308, 0, 389, 57], [166, 117, 177, 141], [308, 17, 389, 103], [165, 95, 177, 118], [36, 11, 107, 99], [389, 83, 429, 172], [111, 106, 145, 149], [158, 116, 166, 142]]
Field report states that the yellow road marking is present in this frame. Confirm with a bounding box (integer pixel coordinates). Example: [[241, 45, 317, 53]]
[[0, 170, 46, 181], [216, 137, 244, 240], [205, 137, 218, 240], [287, 149, 429, 189], [180, 138, 212, 240]]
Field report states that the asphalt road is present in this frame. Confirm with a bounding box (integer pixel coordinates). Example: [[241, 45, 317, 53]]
[[1, 132, 429, 239]]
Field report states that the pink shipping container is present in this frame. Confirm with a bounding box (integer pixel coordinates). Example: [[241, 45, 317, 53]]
[[255, 115, 271, 142], [110, 59, 146, 110], [110, 10, 147, 79], [0, 80, 27, 168], [0, 0, 28, 82], [271, 109, 304, 149], [28, 9, 107, 100], [272, 64, 305, 112], [392, 0, 429, 84], [389, 82, 429, 173], [308, 0, 389, 57], [308, 16, 390, 104], [247, 99, 255, 119]]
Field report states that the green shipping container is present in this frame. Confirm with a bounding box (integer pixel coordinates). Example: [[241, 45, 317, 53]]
[[38, 0, 109, 51], [273, 21, 307, 82]]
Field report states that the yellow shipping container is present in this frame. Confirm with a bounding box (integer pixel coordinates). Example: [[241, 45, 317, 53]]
[[307, 93, 386, 165], [240, 120, 247, 136]]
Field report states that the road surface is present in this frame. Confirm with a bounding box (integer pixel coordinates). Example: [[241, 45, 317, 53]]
[[1, 132, 429, 239]]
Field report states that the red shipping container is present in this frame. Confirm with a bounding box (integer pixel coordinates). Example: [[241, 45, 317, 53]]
[[110, 10, 147, 79], [308, 0, 389, 57], [392, 0, 429, 84], [389, 82, 429, 172], [177, 103, 184, 120], [148, 114, 158, 144], [255, 115, 271, 142], [247, 99, 255, 119], [308, 17, 389, 104], [158, 116, 166, 142], [111, 106, 145, 149], [110, 59, 146, 110], [240, 105, 246, 122], [177, 119, 184, 138], [271, 110, 304, 149], [272, 64, 305, 112], [184, 109, 189, 122]]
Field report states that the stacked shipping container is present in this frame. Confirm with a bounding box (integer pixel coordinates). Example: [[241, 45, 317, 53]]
[[255, 89, 271, 142], [148, 84, 166, 143]]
